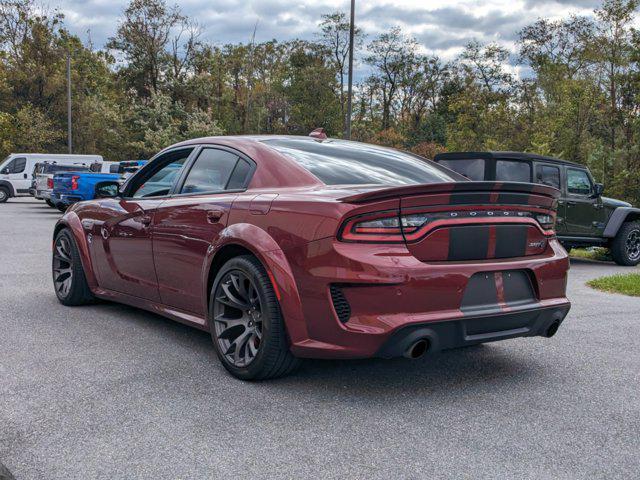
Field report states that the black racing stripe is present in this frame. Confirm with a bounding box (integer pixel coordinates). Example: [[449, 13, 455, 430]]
[[448, 225, 490, 261], [450, 192, 492, 205], [460, 271, 498, 312], [499, 182, 534, 192], [496, 192, 530, 205], [495, 225, 528, 258]]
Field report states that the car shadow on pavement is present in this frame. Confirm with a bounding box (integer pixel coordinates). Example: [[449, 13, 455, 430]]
[[96, 301, 541, 397]]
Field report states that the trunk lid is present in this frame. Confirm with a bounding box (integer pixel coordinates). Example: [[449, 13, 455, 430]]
[[341, 182, 559, 262]]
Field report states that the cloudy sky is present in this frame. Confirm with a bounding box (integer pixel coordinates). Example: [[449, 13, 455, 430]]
[[57, 0, 607, 75]]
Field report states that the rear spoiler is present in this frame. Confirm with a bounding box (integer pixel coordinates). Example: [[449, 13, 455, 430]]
[[339, 182, 561, 204]]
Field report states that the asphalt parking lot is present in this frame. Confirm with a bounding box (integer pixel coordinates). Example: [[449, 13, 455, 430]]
[[1, 198, 639, 480]]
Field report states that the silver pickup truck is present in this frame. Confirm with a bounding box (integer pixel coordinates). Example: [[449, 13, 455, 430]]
[[33, 162, 92, 206]]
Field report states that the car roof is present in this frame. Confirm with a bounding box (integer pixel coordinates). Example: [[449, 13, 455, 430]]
[[434, 151, 584, 168]]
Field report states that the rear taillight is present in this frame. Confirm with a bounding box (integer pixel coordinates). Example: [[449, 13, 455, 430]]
[[535, 214, 555, 231], [47, 178, 54, 189], [71, 175, 79, 190], [340, 211, 404, 243], [339, 208, 556, 243]]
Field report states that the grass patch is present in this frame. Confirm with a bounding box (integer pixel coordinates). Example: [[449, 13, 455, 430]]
[[587, 273, 640, 297], [570, 247, 611, 262]]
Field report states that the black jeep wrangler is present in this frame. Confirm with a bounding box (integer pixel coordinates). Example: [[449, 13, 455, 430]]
[[434, 151, 640, 266]]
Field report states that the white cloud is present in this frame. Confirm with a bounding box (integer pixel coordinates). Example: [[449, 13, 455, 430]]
[[55, 0, 617, 74]]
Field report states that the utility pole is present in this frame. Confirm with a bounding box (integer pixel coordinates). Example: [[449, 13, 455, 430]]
[[344, 0, 355, 140], [66, 52, 72, 154]]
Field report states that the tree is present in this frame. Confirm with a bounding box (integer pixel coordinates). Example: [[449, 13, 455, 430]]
[[107, 0, 193, 98], [365, 27, 418, 130], [318, 11, 363, 133]]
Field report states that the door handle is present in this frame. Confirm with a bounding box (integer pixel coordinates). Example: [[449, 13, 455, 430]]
[[23, 173, 27, 179], [140, 215, 152, 226], [207, 210, 224, 223]]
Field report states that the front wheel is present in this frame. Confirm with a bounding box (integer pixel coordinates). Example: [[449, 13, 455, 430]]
[[52, 229, 95, 305], [610, 221, 640, 266], [209, 255, 300, 380], [0, 187, 9, 203], [46, 199, 55, 208]]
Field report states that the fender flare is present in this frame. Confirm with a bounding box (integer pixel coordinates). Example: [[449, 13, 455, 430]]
[[0, 180, 15, 197], [53, 212, 99, 288], [602, 207, 640, 238], [202, 223, 309, 344]]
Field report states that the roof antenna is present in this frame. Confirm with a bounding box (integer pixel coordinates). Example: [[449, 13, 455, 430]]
[[309, 128, 327, 140]]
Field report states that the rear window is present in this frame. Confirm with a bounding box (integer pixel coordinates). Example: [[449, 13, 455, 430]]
[[262, 138, 463, 185], [496, 160, 531, 182], [437, 158, 485, 181]]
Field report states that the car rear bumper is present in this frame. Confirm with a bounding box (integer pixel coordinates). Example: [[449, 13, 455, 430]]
[[376, 303, 570, 358], [35, 189, 51, 199], [52, 194, 82, 206], [282, 237, 570, 359]]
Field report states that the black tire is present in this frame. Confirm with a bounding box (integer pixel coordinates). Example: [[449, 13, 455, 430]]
[[57, 204, 67, 213], [209, 255, 300, 380], [46, 199, 55, 207], [610, 221, 640, 266], [52, 229, 95, 306], [0, 187, 9, 203]]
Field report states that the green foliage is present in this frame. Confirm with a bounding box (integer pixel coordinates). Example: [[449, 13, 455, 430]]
[[587, 273, 640, 296], [0, 0, 639, 207]]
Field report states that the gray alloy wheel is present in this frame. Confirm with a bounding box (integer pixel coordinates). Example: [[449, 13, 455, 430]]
[[0, 187, 8, 203], [52, 229, 94, 305], [209, 255, 300, 380], [611, 221, 640, 266], [53, 235, 74, 297], [626, 228, 640, 261], [213, 269, 264, 368]]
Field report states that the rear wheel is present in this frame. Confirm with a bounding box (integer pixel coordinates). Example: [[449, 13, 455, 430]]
[[610, 221, 640, 266], [46, 199, 55, 207], [0, 187, 9, 203], [57, 203, 67, 213], [52, 229, 94, 305], [209, 255, 300, 380]]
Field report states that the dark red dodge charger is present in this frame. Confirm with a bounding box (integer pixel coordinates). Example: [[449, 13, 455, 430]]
[[52, 135, 571, 380]]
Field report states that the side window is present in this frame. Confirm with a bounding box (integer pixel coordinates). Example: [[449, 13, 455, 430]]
[[180, 149, 239, 194], [438, 159, 485, 181], [4, 157, 27, 174], [567, 168, 592, 195], [130, 150, 192, 198], [495, 160, 531, 182], [226, 159, 253, 190], [535, 164, 560, 189]]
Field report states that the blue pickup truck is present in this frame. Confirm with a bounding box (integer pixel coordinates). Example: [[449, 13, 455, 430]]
[[51, 161, 146, 212]]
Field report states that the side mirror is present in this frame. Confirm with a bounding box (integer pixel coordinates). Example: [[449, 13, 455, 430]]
[[592, 183, 604, 198], [0, 168, 9, 175], [95, 181, 120, 199]]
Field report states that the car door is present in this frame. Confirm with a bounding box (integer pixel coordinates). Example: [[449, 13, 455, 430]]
[[152, 146, 255, 316], [1, 157, 29, 194], [564, 167, 607, 236], [91, 148, 194, 301]]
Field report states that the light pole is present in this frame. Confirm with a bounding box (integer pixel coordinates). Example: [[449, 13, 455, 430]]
[[66, 52, 72, 154], [344, 0, 355, 140]]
